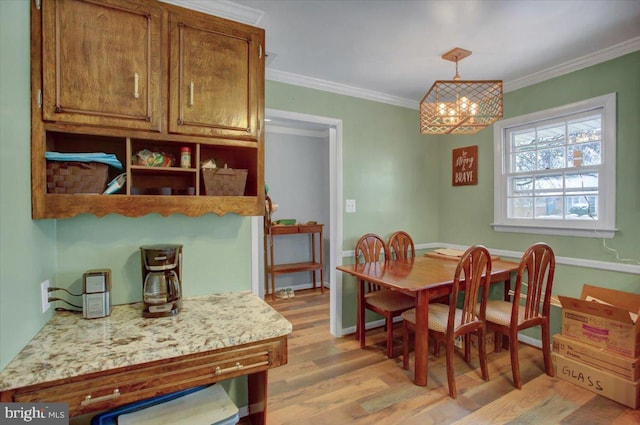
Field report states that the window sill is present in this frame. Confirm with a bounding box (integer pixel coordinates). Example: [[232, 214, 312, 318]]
[[492, 223, 616, 238]]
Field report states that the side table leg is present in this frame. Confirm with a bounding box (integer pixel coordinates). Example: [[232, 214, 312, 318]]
[[311, 233, 317, 290], [319, 228, 324, 293], [248, 371, 268, 425]]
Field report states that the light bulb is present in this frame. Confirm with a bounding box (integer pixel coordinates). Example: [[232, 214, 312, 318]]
[[438, 103, 446, 116], [460, 96, 469, 111]]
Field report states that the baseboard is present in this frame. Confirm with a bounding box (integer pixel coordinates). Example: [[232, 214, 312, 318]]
[[518, 333, 542, 349], [238, 405, 249, 420], [342, 317, 387, 336], [269, 281, 328, 294]]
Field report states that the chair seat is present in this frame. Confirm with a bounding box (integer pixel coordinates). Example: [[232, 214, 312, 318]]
[[485, 300, 540, 326], [365, 289, 414, 312], [402, 304, 481, 333]]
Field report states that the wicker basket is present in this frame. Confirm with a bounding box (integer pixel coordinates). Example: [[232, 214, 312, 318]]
[[46, 161, 109, 194], [202, 168, 248, 196]]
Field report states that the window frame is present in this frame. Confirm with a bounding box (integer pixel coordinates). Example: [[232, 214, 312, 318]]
[[493, 93, 617, 238]]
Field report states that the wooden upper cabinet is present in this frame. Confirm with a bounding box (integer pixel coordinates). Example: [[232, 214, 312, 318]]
[[32, 0, 265, 218], [168, 12, 263, 140], [41, 0, 162, 131]]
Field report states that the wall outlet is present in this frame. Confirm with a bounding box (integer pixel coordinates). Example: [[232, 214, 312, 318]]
[[40, 280, 50, 313], [346, 199, 356, 213]]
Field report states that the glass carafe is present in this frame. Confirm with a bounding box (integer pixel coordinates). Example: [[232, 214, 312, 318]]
[[143, 271, 180, 305]]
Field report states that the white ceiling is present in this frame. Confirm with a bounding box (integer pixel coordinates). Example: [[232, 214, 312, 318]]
[[169, 0, 640, 109]]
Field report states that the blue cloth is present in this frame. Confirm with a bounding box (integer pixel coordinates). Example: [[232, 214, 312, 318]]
[[45, 151, 124, 170]]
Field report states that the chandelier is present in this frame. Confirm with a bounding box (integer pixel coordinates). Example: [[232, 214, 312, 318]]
[[420, 47, 503, 135]]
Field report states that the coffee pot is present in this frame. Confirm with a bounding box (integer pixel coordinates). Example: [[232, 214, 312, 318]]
[[143, 270, 181, 314], [140, 244, 183, 318]]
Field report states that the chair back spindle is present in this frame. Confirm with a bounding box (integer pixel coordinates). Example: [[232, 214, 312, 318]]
[[517, 244, 555, 323], [388, 231, 415, 260], [355, 233, 388, 293], [449, 246, 492, 334]]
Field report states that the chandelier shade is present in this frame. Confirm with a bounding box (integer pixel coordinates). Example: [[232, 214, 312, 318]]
[[420, 48, 503, 135]]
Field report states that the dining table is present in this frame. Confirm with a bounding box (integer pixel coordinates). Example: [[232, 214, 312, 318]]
[[337, 254, 519, 386]]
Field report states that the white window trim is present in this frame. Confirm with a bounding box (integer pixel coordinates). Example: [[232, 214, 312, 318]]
[[493, 93, 617, 238]]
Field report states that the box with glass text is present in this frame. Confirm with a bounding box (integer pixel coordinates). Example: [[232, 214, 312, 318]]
[[553, 352, 640, 408]]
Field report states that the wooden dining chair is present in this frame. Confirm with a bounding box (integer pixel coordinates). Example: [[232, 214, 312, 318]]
[[355, 233, 415, 358], [388, 230, 415, 260], [485, 242, 556, 389], [402, 245, 492, 398]]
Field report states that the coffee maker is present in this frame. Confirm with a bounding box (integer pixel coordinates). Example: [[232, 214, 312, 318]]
[[140, 244, 183, 318]]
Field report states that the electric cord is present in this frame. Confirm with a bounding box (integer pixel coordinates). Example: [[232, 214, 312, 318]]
[[48, 296, 83, 310], [54, 307, 83, 313], [600, 237, 640, 265], [579, 171, 640, 266], [48, 287, 82, 297]]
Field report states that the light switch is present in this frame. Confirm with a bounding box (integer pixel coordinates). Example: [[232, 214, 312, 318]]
[[346, 199, 356, 213]]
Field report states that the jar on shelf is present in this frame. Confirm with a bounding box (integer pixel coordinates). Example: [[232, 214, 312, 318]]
[[180, 147, 191, 168]]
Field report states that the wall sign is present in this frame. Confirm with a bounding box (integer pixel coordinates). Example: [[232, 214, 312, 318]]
[[452, 145, 478, 186]]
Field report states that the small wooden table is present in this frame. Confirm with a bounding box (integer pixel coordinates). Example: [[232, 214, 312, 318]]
[[264, 224, 324, 300], [0, 292, 292, 424], [337, 256, 519, 387]]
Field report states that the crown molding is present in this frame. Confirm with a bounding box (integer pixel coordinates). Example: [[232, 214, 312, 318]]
[[266, 69, 419, 110], [269, 37, 640, 110], [504, 36, 640, 92], [159, 0, 264, 25]]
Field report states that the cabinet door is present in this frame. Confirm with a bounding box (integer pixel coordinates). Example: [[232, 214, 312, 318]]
[[169, 12, 264, 140], [41, 0, 162, 131]]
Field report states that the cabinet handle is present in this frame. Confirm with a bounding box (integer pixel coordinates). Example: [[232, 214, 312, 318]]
[[188, 81, 194, 106], [134, 72, 139, 99], [214, 360, 269, 376], [80, 389, 120, 406]]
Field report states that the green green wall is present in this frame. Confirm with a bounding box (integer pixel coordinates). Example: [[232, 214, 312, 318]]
[[55, 214, 252, 304], [265, 82, 441, 328], [437, 52, 640, 264], [0, 0, 57, 371], [266, 81, 440, 248]]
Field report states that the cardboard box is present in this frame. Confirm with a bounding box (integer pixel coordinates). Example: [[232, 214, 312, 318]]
[[553, 352, 640, 409], [553, 333, 640, 381], [558, 284, 640, 358], [454, 332, 495, 354]]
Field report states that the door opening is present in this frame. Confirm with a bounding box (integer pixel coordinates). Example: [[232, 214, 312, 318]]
[[251, 109, 343, 337]]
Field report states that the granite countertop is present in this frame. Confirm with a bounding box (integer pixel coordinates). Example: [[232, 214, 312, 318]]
[[0, 291, 292, 391]]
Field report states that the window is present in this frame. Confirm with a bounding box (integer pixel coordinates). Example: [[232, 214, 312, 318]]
[[493, 93, 616, 238]]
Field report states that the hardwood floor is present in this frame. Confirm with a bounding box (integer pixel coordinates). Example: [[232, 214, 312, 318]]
[[263, 288, 640, 424]]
